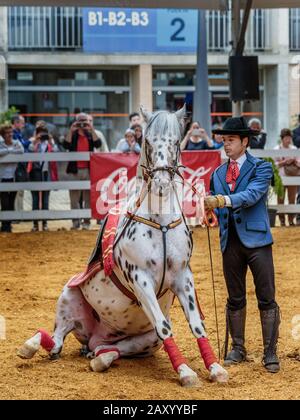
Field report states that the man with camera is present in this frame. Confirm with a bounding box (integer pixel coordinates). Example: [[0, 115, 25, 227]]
[[27, 125, 58, 232], [64, 113, 102, 230]]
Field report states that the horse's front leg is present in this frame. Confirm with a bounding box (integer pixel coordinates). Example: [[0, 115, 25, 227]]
[[172, 268, 229, 384], [129, 272, 201, 388]]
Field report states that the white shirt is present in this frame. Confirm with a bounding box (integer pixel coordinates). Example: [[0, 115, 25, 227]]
[[274, 144, 297, 177]]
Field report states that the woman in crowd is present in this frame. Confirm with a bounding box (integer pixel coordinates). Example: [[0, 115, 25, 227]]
[[130, 124, 143, 147], [274, 128, 299, 226], [27, 124, 58, 232], [0, 123, 24, 232], [116, 128, 141, 154], [180, 121, 214, 151]]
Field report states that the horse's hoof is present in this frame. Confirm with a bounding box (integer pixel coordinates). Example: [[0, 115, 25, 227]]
[[209, 363, 229, 384], [180, 375, 202, 388], [90, 351, 118, 373], [178, 363, 201, 388], [17, 343, 38, 359]]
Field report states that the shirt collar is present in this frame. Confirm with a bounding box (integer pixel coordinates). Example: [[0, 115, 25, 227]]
[[230, 153, 247, 168]]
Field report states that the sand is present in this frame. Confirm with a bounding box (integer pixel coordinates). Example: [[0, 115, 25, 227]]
[[0, 226, 299, 400]]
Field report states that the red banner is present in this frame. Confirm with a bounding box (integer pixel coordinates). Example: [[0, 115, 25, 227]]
[[90, 151, 221, 220]]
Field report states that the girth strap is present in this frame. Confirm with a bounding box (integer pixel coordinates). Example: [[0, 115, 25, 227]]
[[125, 212, 182, 299], [126, 212, 182, 231]]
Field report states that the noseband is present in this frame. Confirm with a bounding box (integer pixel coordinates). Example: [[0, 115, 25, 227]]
[[140, 111, 185, 183], [140, 164, 184, 182]]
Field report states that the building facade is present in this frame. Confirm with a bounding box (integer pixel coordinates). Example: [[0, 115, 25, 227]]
[[0, 6, 299, 148]]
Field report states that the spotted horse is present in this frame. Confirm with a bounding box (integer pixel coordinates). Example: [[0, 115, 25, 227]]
[[18, 105, 228, 387]]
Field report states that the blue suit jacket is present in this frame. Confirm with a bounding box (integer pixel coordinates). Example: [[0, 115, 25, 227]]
[[210, 152, 273, 253]]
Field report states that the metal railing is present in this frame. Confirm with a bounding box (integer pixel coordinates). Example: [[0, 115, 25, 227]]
[[206, 9, 272, 52], [290, 8, 300, 51], [8, 6, 272, 52], [8, 6, 82, 50], [0, 150, 299, 222]]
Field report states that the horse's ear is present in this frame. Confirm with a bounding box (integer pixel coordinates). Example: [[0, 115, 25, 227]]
[[140, 105, 152, 123], [175, 104, 186, 122]]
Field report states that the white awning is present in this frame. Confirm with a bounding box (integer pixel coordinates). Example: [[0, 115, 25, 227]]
[[0, 1, 299, 10]]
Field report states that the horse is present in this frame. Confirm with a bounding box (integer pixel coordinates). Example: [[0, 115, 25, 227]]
[[18, 105, 228, 387]]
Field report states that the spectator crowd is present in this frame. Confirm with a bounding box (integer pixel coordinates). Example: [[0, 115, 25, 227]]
[[0, 111, 300, 232]]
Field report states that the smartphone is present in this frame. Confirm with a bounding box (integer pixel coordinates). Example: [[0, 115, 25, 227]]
[[191, 129, 203, 137]]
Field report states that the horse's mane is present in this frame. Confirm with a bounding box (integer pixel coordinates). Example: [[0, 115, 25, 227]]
[[137, 111, 183, 179]]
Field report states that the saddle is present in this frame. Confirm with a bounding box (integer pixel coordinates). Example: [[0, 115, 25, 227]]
[[67, 216, 108, 288], [67, 206, 119, 284]]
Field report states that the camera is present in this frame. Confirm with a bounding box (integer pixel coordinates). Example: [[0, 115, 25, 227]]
[[40, 133, 49, 142], [76, 122, 88, 129]]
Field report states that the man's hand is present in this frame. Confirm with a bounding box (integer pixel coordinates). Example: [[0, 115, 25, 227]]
[[204, 195, 226, 210]]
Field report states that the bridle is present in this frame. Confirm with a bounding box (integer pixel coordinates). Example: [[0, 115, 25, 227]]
[[139, 111, 185, 184]]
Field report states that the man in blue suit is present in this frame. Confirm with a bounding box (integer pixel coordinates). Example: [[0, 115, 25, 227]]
[[204, 117, 280, 373]]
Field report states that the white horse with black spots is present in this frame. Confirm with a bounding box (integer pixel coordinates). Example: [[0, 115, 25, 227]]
[[18, 105, 228, 387]]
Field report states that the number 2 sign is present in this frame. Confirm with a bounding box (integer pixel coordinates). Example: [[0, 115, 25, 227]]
[[157, 9, 198, 50], [83, 8, 198, 53]]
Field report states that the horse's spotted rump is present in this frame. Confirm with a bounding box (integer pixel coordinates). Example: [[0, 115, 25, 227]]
[[74, 321, 83, 330]]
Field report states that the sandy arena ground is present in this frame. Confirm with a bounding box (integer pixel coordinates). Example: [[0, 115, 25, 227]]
[[0, 225, 300, 400]]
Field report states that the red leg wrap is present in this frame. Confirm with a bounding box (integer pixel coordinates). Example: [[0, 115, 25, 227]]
[[95, 347, 120, 358], [197, 337, 218, 370], [163, 337, 187, 372], [37, 329, 55, 352]]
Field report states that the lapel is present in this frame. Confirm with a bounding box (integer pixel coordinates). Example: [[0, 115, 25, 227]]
[[216, 163, 230, 194], [233, 152, 255, 192]]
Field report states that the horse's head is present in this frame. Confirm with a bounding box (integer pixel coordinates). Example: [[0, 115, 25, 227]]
[[140, 105, 186, 197]]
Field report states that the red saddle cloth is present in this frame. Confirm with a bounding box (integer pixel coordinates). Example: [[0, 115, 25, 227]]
[[68, 207, 121, 288]]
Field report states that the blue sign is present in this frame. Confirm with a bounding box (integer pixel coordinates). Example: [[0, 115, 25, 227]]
[[83, 8, 198, 53]]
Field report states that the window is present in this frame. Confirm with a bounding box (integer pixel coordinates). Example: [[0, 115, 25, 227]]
[[9, 69, 130, 148]]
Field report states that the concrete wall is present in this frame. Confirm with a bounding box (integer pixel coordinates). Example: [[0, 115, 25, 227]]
[[289, 62, 300, 127], [131, 64, 153, 113], [0, 7, 8, 114]]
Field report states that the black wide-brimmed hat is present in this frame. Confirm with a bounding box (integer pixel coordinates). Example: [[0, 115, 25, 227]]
[[212, 117, 258, 136]]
